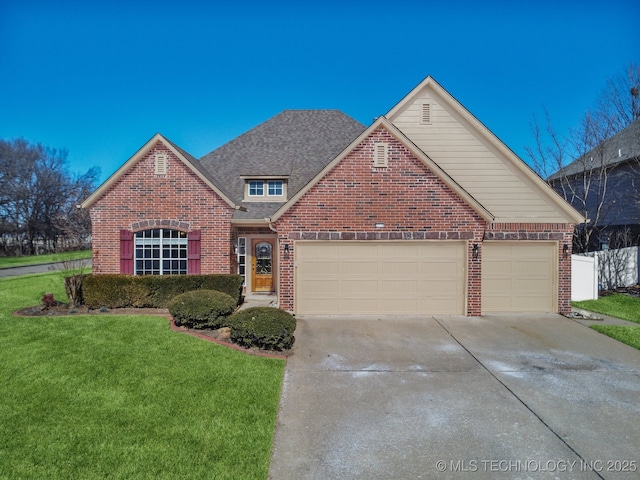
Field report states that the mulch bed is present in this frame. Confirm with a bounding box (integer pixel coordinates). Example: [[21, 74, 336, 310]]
[[599, 284, 640, 297], [14, 303, 172, 318]]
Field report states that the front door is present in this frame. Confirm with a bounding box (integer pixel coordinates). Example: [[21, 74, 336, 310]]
[[252, 240, 273, 292]]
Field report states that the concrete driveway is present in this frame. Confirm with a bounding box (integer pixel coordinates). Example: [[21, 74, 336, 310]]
[[268, 314, 640, 479]]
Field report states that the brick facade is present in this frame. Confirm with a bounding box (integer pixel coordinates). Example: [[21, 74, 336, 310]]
[[274, 126, 488, 314], [88, 133, 575, 316], [273, 127, 575, 315], [89, 141, 234, 274]]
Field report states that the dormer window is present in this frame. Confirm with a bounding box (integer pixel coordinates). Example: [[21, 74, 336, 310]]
[[268, 180, 283, 196], [244, 178, 287, 202], [249, 181, 264, 196]]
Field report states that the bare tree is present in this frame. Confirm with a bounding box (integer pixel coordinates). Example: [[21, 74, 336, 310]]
[[0, 138, 100, 255], [527, 63, 640, 253]]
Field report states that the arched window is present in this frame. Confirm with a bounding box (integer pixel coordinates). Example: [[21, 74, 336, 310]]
[[134, 229, 188, 275]]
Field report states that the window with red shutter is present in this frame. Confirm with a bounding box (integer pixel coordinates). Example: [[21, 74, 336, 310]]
[[120, 230, 134, 274], [188, 230, 201, 274]]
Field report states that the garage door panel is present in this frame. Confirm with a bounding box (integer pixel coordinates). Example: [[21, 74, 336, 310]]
[[482, 242, 556, 313], [296, 241, 466, 315], [302, 262, 340, 275], [341, 262, 379, 275]]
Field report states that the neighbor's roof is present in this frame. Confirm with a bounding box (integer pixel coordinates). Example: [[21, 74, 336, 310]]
[[199, 110, 366, 219], [548, 119, 640, 181]]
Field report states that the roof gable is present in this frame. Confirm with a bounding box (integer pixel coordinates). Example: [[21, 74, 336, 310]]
[[271, 116, 493, 222], [80, 133, 236, 210], [387, 76, 584, 224]]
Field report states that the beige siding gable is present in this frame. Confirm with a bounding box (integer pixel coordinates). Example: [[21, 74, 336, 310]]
[[387, 78, 584, 224]]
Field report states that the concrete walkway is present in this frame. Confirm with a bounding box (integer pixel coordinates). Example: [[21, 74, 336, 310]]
[[269, 313, 640, 479]]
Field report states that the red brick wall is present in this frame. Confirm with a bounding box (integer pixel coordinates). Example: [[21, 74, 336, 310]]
[[486, 223, 575, 314], [88, 141, 234, 274], [275, 126, 487, 314]]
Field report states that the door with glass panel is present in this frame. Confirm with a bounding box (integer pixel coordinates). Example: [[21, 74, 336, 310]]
[[252, 240, 273, 292]]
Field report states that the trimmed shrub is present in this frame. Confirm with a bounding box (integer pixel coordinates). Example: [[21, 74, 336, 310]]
[[228, 307, 296, 351], [168, 290, 237, 329], [82, 274, 243, 309]]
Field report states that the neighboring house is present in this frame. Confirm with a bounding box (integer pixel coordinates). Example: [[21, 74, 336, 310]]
[[80, 77, 583, 316], [548, 120, 640, 250]]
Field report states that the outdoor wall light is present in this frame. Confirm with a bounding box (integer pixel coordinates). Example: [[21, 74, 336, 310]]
[[283, 243, 290, 260], [375, 222, 385, 228], [472, 243, 479, 260], [563, 243, 569, 258]]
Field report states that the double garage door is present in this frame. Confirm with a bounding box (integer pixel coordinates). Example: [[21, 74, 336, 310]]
[[295, 241, 466, 315], [295, 241, 557, 315]]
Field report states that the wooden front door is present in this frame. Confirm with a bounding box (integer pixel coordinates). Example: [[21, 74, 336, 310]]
[[252, 240, 273, 292]]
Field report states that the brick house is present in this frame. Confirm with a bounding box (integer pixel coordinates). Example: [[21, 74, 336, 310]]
[[80, 77, 583, 316]]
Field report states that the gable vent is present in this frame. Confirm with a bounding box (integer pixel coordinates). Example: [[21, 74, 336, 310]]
[[421, 103, 432, 124], [155, 154, 167, 175], [374, 143, 388, 167]]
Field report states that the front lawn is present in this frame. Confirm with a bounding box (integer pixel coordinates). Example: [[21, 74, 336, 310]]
[[574, 293, 640, 324], [590, 324, 640, 350], [573, 293, 640, 351], [0, 250, 91, 268], [0, 272, 284, 479]]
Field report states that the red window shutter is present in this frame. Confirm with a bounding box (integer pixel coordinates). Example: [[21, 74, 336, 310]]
[[120, 229, 134, 274], [188, 230, 201, 274]]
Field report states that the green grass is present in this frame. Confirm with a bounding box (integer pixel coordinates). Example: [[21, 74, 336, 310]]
[[590, 324, 640, 350], [0, 250, 91, 268], [0, 272, 285, 479], [573, 293, 640, 351], [573, 293, 640, 324]]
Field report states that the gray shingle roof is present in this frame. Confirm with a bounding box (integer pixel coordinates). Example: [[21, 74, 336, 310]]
[[162, 136, 235, 202], [198, 110, 366, 219], [548, 119, 640, 180]]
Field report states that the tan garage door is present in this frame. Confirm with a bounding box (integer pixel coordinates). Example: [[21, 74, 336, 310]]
[[482, 242, 557, 313], [295, 241, 466, 315]]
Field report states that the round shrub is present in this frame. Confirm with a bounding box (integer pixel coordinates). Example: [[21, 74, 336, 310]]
[[228, 307, 296, 351], [168, 290, 237, 329]]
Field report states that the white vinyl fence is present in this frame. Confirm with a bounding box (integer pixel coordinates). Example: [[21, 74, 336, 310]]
[[573, 246, 640, 300], [571, 254, 598, 301], [589, 246, 639, 291]]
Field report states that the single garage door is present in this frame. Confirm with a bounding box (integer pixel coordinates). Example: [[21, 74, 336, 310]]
[[482, 242, 557, 313], [295, 241, 466, 315]]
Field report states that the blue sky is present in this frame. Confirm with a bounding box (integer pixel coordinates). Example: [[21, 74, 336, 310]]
[[1, 0, 639, 183]]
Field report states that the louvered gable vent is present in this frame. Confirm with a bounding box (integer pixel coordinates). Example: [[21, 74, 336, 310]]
[[374, 143, 388, 167], [421, 103, 431, 124], [155, 154, 167, 175]]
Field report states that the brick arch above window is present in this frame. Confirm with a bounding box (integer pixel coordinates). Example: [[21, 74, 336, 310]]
[[130, 220, 191, 232]]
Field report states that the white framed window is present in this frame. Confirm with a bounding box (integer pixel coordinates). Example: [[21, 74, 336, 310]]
[[236, 237, 247, 285], [135, 229, 187, 275], [244, 179, 287, 201], [268, 180, 283, 196], [248, 181, 264, 196]]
